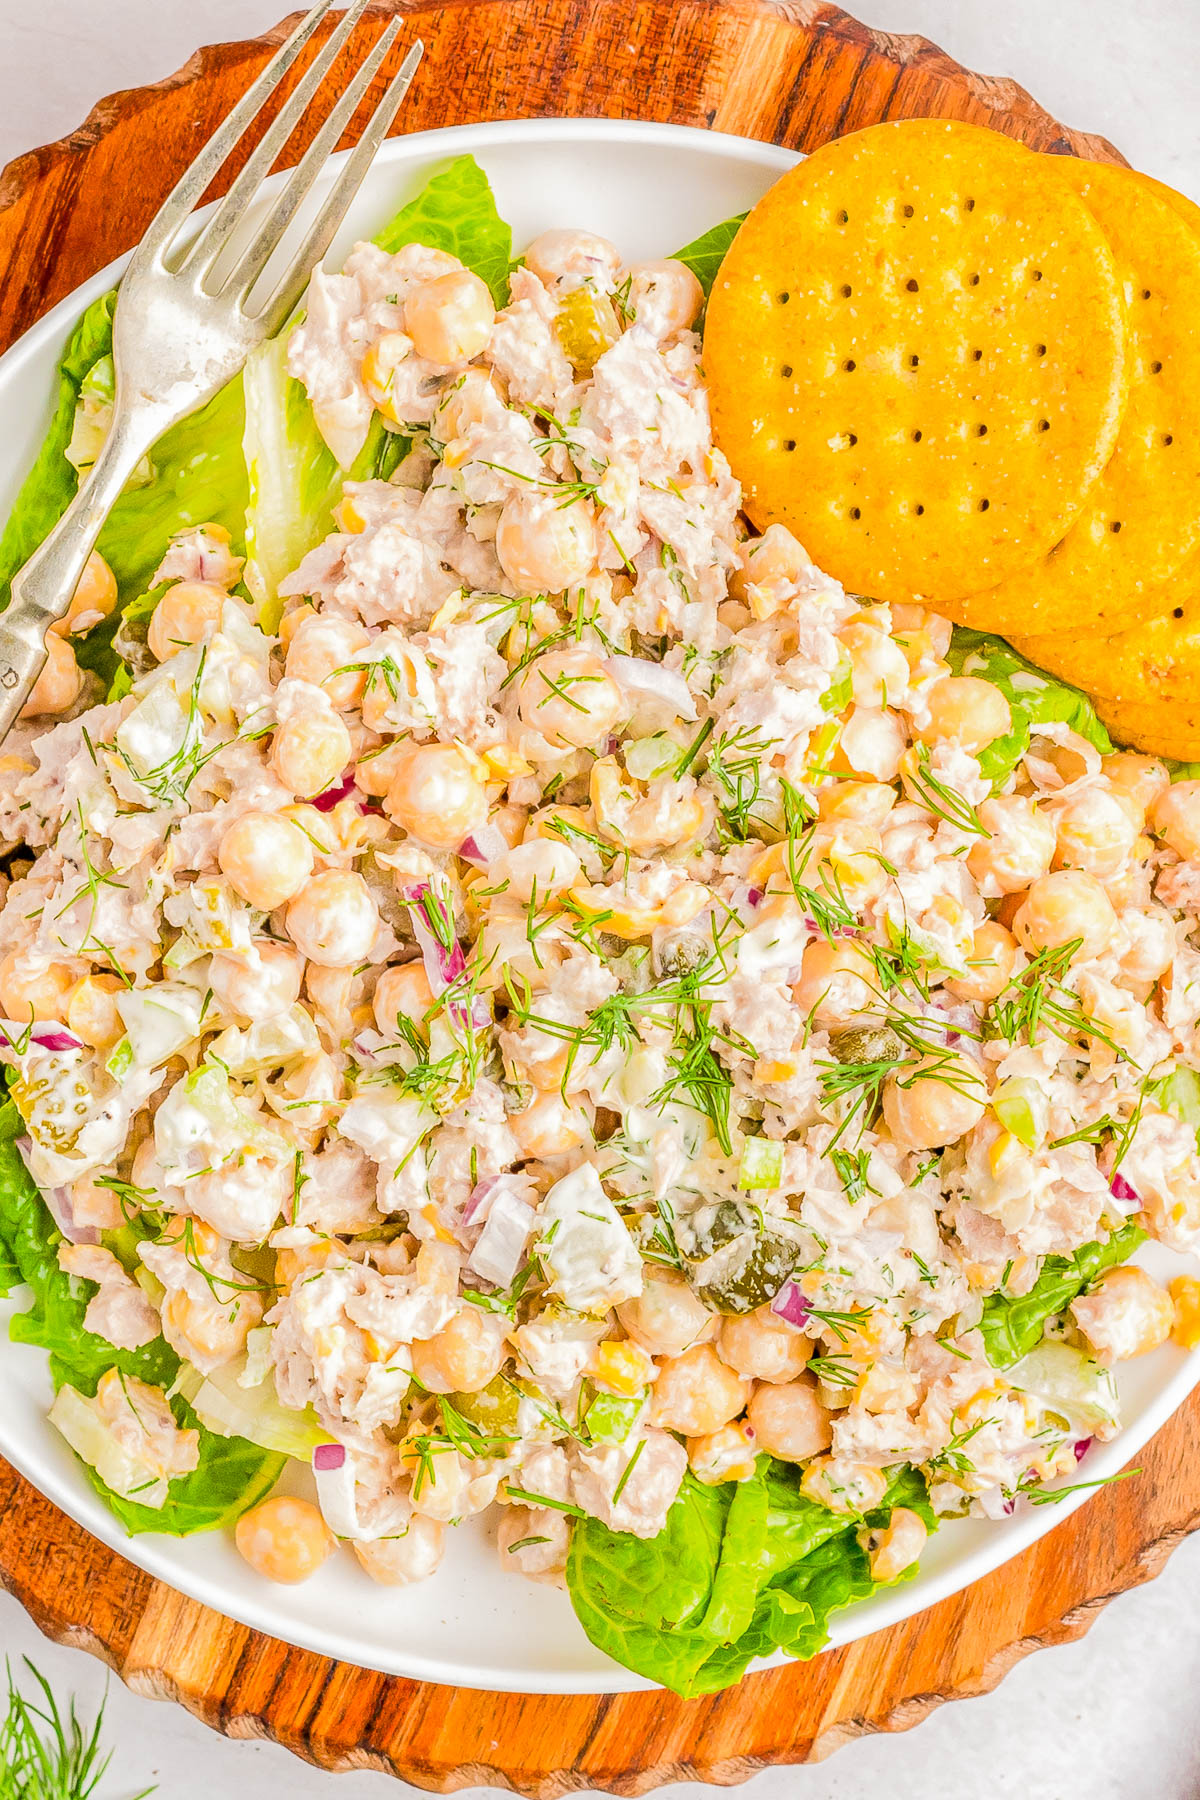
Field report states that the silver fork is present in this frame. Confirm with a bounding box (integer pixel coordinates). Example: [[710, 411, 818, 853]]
[[0, 0, 422, 739]]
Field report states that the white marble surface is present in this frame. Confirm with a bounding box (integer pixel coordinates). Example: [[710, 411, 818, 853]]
[[0, 0, 1199, 1793]]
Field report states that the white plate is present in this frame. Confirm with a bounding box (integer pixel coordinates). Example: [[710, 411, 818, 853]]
[[0, 116, 1196, 1694]]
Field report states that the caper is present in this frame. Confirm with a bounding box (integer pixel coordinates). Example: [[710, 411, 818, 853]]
[[829, 1022, 907, 1065], [653, 929, 710, 979]]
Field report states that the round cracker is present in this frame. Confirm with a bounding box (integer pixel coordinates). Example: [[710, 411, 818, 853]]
[[704, 119, 1129, 605], [1012, 545, 1200, 699], [953, 158, 1200, 635], [1092, 691, 1200, 761]]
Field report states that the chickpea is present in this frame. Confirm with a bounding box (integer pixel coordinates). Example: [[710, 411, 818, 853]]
[[617, 1268, 716, 1359], [1152, 780, 1200, 862], [373, 961, 435, 1033], [1119, 908, 1176, 989], [882, 1053, 987, 1149], [271, 709, 353, 800], [627, 259, 704, 337], [687, 1419, 759, 1485], [162, 1285, 259, 1368], [235, 1495, 336, 1584], [834, 705, 906, 782], [524, 228, 622, 290], [917, 676, 1012, 753], [649, 1343, 750, 1437], [730, 524, 812, 601], [865, 1506, 928, 1582], [146, 580, 225, 661], [518, 648, 626, 752], [360, 330, 415, 423], [218, 812, 314, 912], [489, 840, 582, 903], [19, 632, 81, 718], [285, 870, 379, 967], [488, 802, 529, 850], [497, 1505, 569, 1581], [410, 1304, 507, 1395], [1169, 1274, 1200, 1351], [70, 1172, 122, 1232], [285, 615, 370, 710], [508, 1091, 588, 1156], [1103, 752, 1170, 822], [278, 603, 316, 653], [1013, 870, 1117, 963], [51, 550, 118, 637], [840, 621, 911, 710], [66, 972, 124, 1051], [968, 796, 1056, 895], [945, 921, 1018, 1003], [404, 269, 495, 365], [304, 962, 355, 1033], [1070, 1264, 1174, 1364], [0, 952, 76, 1022], [746, 1374, 833, 1462], [434, 367, 504, 441], [817, 780, 897, 829], [792, 937, 877, 1024], [1052, 786, 1139, 879], [718, 1306, 812, 1384], [800, 1455, 888, 1515], [353, 1516, 445, 1586], [806, 820, 888, 911], [209, 940, 304, 1019], [495, 494, 596, 594], [384, 741, 488, 848]]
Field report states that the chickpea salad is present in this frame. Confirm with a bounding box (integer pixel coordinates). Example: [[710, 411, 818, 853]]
[[1, 156, 1200, 1695]]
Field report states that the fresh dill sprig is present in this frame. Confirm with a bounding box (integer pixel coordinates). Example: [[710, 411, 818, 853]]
[[907, 744, 989, 837], [0, 1657, 155, 1800]]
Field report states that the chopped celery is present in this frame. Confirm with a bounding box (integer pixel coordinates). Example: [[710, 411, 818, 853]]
[[738, 1137, 784, 1191]]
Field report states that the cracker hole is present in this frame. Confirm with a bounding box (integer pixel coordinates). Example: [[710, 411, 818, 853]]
[[777, 290, 791, 305], [1151, 360, 1164, 374], [907, 353, 920, 369], [971, 348, 983, 362], [1163, 432, 1175, 446], [780, 364, 793, 378], [847, 433, 858, 446], [843, 359, 857, 372], [975, 424, 988, 438], [836, 209, 850, 225], [906, 278, 919, 293], [964, 196, 976, 212], [1109, 520, 1123, 533], [902, 204, 915, 218], [1034, 343, 1047, 357], [1037, 419, 1051, 432], [978, 498, 990, 512], [914, 504, 925, 516], [849, 506, 861, 520], [1141, 287, 1152, 300], [911, 429, 923, 442], [1031, 268, 1043, 282], [1174, 607, 1185, 619], [784, 439, 796, 452], [968, 272, 980, 287], [840, 284, 853, 298]]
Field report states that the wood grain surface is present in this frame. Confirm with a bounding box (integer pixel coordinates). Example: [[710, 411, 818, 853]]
[[0, 1, 1179, 1792]]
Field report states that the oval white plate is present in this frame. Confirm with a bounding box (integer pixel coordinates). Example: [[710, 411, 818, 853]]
[[0, 116, 1196, 1694]]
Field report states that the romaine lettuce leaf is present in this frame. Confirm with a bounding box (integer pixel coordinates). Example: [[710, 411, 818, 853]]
[[947, 627, 1113, 789], [375, 153, 513, 307], [673, 213, 747, 297], [0, 1100, 283, 1535], [567, 1458, 932, 1695], [978, 1219, 1147, 1370]]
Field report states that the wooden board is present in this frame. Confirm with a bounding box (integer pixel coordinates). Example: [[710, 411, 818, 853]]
[[0, 0, 1179, 1791]]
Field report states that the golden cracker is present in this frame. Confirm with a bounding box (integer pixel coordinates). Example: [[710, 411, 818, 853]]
[[705, 119, 1128, 605], [1012, 547, 1200, 700], [1092, 691, 1200, 761], [953, 158, 1200, 635]]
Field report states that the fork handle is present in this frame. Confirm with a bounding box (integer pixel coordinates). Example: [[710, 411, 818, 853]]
[[0, 403, 166, 741]]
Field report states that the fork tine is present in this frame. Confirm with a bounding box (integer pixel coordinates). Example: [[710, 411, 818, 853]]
[[129, 0, 336, 273], [184, 0, 377, 276], [254, 39, 424, 334], [220, 23, 413, 309]]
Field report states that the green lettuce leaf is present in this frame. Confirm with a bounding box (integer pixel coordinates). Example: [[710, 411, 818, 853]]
[[673, 213, 747, 297], [567, 1458, 933, 1695], [1153, 1067, 1200, 1147], [0, 1101, 283, 1534], [947, 628, 1113, 789], [978, 1219, 1147, 1370], [375, 153, 512, 307]]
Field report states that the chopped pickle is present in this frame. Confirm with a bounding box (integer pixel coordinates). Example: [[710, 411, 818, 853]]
[[828, 1023, 907, 1065], [553, 287, 621, 375], [677, 1199, 802, 1314], [11, 1070, 93, 1154], [448, 1369, 523, 1437]]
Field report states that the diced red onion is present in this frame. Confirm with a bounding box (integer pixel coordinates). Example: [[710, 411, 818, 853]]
[[311, 771, 357, 812], [604, 655, 698, 722], [746, 887, 763, 908], [458, 823, 509, 869], [770, 1281, 811, 1329], [467, 1187, 536, 1286], [1001, 1496, 1016, 1516], [462, 1174, 503, 1227], [41, 1182, 100, 1247], [1110, 1172, 1139, 1206], [1074, 1436, 1093, 1463], [401, 883, 467, 995], [313, 1443, 346, 1473], [0, 1023, 83, 1054], [312, 1444, 371, 1540]]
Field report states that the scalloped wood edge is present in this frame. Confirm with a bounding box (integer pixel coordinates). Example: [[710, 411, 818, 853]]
[[0, 3, 1179, 1793]]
